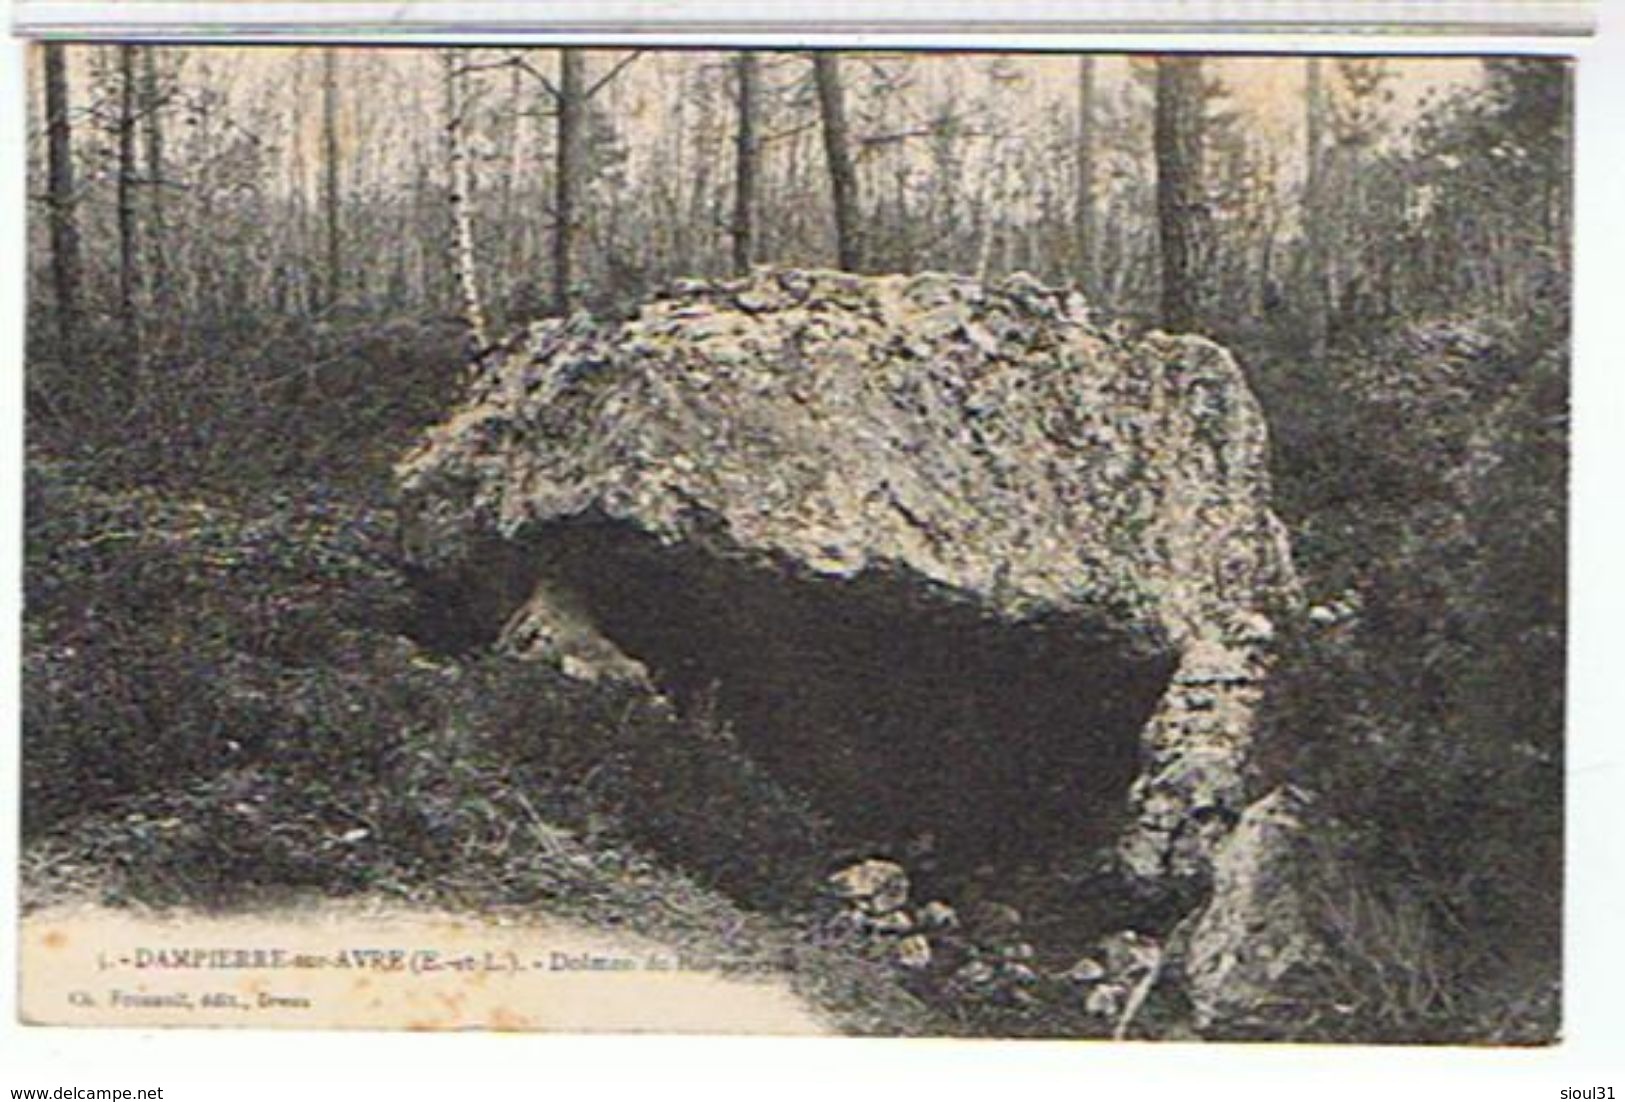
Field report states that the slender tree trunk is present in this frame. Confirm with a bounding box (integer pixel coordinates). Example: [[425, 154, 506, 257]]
[[193, 84, 219, 314], [928, 97, 962, 269], [974, 151, 1004, 283], [1154, 56, 1205, 333], [813, 54, 863, 272], [287, 60, 313, 317], [1075, 55, 1097, 297], [141, 47, 169, 306], [553, 48, 586, 315], [442, 50, 490, 355], [43, 44, 82, 355], [1304, 57, 1329, 359], [116, 45, 140, 349], [321, 48, 342, 310], [731, 52, 761, 276], [501, 57, 523, 307]]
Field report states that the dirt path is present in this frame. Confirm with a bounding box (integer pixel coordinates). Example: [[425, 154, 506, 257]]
[[19, 898, 834, 1034]]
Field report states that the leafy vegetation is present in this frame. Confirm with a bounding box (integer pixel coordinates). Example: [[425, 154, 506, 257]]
[[24, 469, 830, 911]]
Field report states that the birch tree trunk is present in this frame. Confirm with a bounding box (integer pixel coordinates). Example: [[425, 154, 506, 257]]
[[43, 43, 82, 355], [442, 50, 490, 355], [731, 52, 761, 276], [974, 144, 1007, 283], [141, 47, 170, 306], [501, 57, 523, 303], [813, 54, 863, 272], [1075, 56, 1097, 297], [1154, 56, 1205, 333]]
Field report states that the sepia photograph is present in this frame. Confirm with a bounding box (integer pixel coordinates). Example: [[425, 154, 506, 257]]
[[17, 44, 1570, 1045]]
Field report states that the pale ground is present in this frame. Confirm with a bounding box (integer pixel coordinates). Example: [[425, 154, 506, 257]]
[[19, 899, 834, 1035]]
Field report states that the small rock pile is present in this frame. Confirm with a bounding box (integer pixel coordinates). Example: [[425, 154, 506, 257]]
[[1059, 929, 1163, 1023], [822, 859, 1165, 1028], [822, 859, 943, 973]]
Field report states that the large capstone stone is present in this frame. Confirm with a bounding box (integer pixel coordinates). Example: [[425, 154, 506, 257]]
[[397, 268, 1299, 892]]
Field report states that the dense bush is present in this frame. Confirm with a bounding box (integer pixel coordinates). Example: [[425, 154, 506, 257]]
[[1250, 316, 1566, 1041], [23, 467, 827, 912], [22, 465, 416, 832], [26, 314, 467, 496]]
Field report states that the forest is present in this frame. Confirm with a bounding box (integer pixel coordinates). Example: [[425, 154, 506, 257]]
[[22, 46, 1570, 1042]]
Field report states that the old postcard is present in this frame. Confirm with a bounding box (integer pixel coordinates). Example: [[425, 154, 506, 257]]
[[18, 45, 1569, 1042]]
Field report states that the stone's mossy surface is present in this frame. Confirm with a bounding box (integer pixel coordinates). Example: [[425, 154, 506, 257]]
[[397, 268, 1299, 887], [400, 268, 1295, 641]]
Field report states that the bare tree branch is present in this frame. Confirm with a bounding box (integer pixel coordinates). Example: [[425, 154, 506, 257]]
[[584, 50, 644, 100], [855, 126, 988, 158], [508, 55, 562, 102], [759, 118, 822, 146]]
